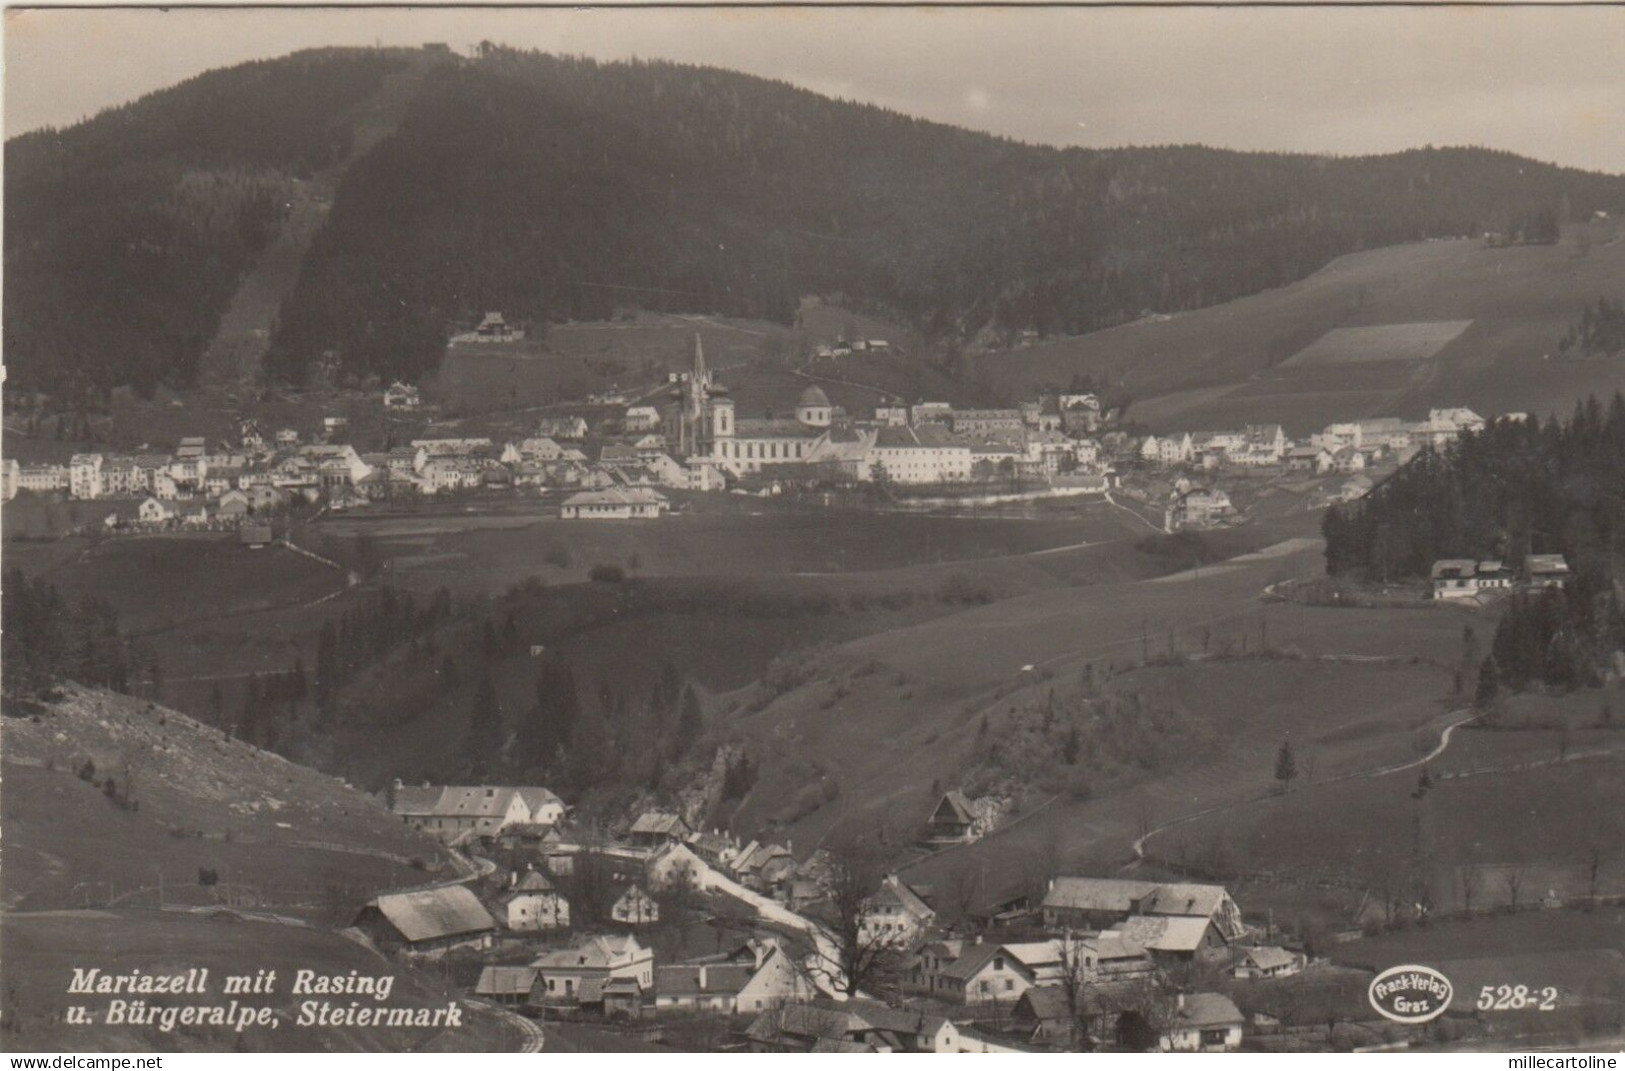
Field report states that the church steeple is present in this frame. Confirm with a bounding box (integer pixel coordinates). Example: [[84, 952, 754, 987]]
[[692, 333, 708, 391]]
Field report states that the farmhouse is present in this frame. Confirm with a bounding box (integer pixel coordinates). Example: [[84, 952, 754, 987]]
[[935, 942, 1039, 1005], [628, 811, 692, 847], [1431, 558, 1522, 600], [732, 841, 794, 891], [1233, 945, 1304, 979], [1526, 554, 1570, 589], [1039, 877, 1244, 939], [475, 966, 538, 1006], [390, 783, 559, 841], [653, 963, 752, 1015], [923, 790, 977, 844], [1106, 915, 1230, 965], [352, 886, 497, 957]]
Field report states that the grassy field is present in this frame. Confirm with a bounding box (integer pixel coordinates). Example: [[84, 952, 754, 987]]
[[316, 494, 1185, 597], [982, 222, 1625, 434], [714, 536, 1472, 875], [2, 685, 450, 914], [1, 910, 514, 1052], [3, 535, 346, 635], [1281, 320, 1474, 367], [1162, 750, 1625, 912]]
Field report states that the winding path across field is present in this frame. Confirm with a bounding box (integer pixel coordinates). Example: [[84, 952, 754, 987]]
[[1126, 706, 1479, 866]]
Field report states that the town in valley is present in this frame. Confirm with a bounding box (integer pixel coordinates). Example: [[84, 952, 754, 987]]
[[4, 21, 1625, 1058]]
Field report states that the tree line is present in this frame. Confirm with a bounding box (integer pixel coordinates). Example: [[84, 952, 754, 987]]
[[1559, 297, 1625, 359], [1, 569, 134, 695]]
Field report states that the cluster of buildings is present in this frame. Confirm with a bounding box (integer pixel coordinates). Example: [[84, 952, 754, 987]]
[[1137, 408, 1492, 478], [1430, 553, 1571, 602], [659, 338, 1112, 489], [374, 778, 1351, 1051]]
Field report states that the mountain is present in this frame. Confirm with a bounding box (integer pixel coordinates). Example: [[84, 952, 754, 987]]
[[3, 47, 447, 403], [9, 44, 1625, 399]]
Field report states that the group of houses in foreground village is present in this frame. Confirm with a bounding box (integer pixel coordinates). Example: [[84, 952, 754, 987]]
[[360, 782, 1356, 1052]]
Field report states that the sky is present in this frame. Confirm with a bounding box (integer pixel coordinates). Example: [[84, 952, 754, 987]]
[[6, 4, 1625, 173]]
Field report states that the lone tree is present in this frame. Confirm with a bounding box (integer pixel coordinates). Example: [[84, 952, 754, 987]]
[[1274, 738, 1297, 792], [812, 833, 903, 998]]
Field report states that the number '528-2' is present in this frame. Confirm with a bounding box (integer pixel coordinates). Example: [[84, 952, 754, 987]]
[[1476, 985, 1558, 1011]]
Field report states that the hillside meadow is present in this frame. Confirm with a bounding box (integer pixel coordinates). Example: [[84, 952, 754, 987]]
[[985, 224, 1625, 434]]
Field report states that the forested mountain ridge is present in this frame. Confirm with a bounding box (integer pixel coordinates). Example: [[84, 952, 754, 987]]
[[10, 44, 1625, 396], [3, 47, 439, 401]]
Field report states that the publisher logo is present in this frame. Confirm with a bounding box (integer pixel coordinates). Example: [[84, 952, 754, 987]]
[[1368, 964, 1454, 1024]]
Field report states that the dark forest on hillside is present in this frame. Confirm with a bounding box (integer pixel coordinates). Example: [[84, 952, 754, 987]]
[[1323, 395, 1625, 688], [3, 50, 412, 403], [9, 46, 1625, 399], [1560, 296, 1625, 359]]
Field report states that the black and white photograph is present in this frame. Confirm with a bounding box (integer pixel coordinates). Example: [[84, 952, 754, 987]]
[[3, 2, 1624, 1057]]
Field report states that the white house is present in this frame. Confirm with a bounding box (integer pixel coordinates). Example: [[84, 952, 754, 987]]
[[1159, 993, 1244, 1053], [559, 487, 668, 519], [138, 496, 174, 524], [1233, 945, 1304, 980], [610, 883, 660, 926], [858, 874, 937, 948], [624, 406, 662, 432], [531, 934, 654, 1006], [505, 869, 571, 932]]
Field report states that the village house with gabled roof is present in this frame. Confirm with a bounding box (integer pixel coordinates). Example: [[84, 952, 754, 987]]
[[1160, 992, 1245, 1052], [746, 999, 972, 1053], [390, 783, 562, 842], [610, 883, 659, 926], [474, 966, 538, 1006], [559, 487, 669, 519], [352, 886, 497, 957], [924, 790, 978, 844], [529, 934, 654, 1009], [1040, 877, 1245, 940], [504, 868, 571, 932], [1233, 944, 1305, 979], [858, 873, 937, 948], [934, 941, 1039, 1006], [1106, 914, 1231, 965], [1526, 553, 1570, 589], [628, 810, 693, 847]]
